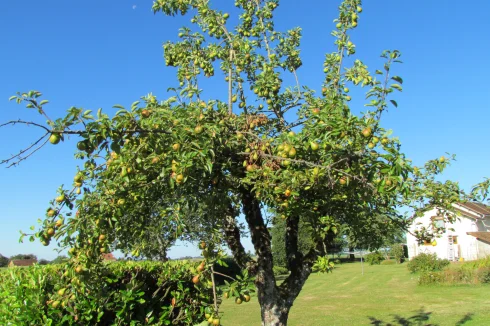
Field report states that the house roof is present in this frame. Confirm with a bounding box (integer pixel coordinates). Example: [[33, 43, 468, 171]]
[[408, 202, 490, 222], [467, 232, 490, 244], [102, 253, 116, 261], [457, 202, 490, 217], [9, 259, 37, 267]]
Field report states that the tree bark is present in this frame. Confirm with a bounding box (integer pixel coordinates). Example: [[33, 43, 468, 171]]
[[260, 302, 291, 326], [349, 247, 355, 261]]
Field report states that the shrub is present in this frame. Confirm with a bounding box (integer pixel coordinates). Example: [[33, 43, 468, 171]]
[[461, 256, 490, 270], [365, 251, 385, 265], [418, 271, 445, 285], [273, 266, 289, 276], [407, 253, 449, 274], [0, 260, 213, 325], [389, 244, 406, 263], [476, 267, 490, 284], [381, 259, 396, 265]]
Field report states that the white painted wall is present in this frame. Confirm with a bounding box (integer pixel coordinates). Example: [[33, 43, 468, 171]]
[[406, 206, 486, 261]]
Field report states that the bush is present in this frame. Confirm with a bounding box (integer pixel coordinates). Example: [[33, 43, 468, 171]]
[[381, 259, 396, 265], [389, 244, 406, 263], [461, 256, 490, 270], [365, 251, 385, 265], [476, 267, 490, 284], [418, 271, 445, 285], [416, 257, 490, 285], [407, 253, 449, 274], [273, 266, 289, 276], [0, 260, 213, 325]]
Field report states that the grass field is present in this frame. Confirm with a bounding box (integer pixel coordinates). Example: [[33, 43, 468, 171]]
[[219, 262, 490, 325]]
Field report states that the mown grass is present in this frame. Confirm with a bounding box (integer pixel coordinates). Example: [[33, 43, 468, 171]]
[[220, 262, 490, 325]]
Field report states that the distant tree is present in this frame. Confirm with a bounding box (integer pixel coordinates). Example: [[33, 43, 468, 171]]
[[0, 254, 9, 267], [38, 259, 51, 265], [389, 244, 405, 263], [10, 254, 37, 260], [51, 255, 69, 264], [271, 217, 315, 268]]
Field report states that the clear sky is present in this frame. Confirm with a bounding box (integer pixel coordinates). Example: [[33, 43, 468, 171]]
[[1, 1, 489, 260]]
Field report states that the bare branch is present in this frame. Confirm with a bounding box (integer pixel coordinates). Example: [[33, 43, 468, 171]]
[[210, 266, 219, 314], [212, 270, 237, 281], [6, 137, 50, 168], [0, 132, 49, 166], [0, 120, 51, 132]]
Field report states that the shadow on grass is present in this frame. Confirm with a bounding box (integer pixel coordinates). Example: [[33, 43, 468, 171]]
[[368, 308, 474, 326]]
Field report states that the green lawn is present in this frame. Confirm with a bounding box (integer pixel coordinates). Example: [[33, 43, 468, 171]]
[[220, 262, 490, 325]]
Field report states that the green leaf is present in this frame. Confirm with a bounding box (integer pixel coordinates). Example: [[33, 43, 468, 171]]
[[8, 95, 17, 101], [391, 84, 402, 92], [113, 104, 126, 110], [390, 100, 398, 108], [131, 101, 140, 110], [391, 76, 403, 84]]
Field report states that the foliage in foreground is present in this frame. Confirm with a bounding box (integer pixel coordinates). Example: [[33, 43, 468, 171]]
[[0, 261, 215, 325]]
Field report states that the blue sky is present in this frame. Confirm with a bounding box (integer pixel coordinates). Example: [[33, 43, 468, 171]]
[[1, 1, 489, 260]]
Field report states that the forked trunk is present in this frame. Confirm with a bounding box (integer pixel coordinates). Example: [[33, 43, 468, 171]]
[[239, 186, 312, 326]]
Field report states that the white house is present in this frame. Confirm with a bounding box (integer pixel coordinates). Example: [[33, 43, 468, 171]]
[[406, 202, 490, 261]]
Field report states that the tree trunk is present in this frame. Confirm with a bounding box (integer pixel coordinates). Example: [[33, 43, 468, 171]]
[[238, 187, 313, 325], [259, 300, 290, 326], [349, 247, 355, 261]]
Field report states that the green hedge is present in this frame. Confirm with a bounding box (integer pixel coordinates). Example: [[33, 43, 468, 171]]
[[0, 260, 213, 325]]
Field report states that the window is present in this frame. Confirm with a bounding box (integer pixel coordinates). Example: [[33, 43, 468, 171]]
[[431, 216, 445, 229]]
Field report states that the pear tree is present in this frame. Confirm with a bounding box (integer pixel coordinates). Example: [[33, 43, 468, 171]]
[[2, 0, 471, 325]]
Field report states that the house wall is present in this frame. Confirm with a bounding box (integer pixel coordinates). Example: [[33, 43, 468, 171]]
[[406, 207, 481, 261], [476, 216, 490, 259], [477, 240, 490, 258]]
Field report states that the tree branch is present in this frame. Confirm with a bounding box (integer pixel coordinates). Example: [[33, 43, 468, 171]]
[[0, 132, 49, 166], [222, 211, 257, 273], [0, 120, 51, 132], [239, 185, 275, 280], [3, 137, 50, 168]]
